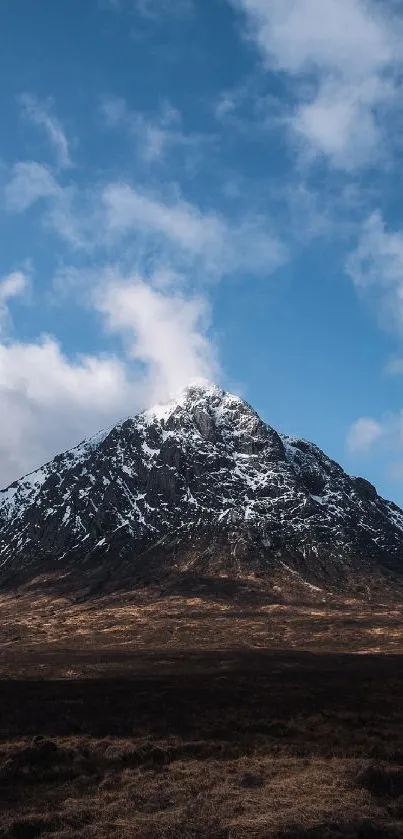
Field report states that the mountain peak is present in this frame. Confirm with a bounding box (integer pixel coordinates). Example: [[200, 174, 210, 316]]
[[158, 378, 230, 405], [142, 379, 241, 424], [179, 377, 224, 395], [0, 384, 402, 592]]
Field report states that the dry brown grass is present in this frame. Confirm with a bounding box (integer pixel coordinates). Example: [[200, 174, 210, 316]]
[[1, 573, 403, 836], [1, 570, 403, 680], [2, 649, 403, 837], [0, 739, 399, 839]]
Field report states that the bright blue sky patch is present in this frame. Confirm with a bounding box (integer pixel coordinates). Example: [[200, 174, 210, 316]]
[[1, 0, 403, 506]]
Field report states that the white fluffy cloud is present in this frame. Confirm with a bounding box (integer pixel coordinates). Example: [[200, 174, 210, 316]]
[[0, 338, 136, 486], [347, 413, 403, 476], [237, 0, 395, 75], [4, 163, 285, 277], [96, 272, 216, 396], [0, 271, 27, 304], [102, 183, 285, 277], [347, 417, 384, 453], [347, 212, 403, 333], [229, 0, 401, 168], [293, 77, 392, 170], [102, 183, 224, 256]]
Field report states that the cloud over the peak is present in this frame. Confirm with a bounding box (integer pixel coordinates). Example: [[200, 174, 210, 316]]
[[95, 272, 216, 397], [0, 266, 217, 485]]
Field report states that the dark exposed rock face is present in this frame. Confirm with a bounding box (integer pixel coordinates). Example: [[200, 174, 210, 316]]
[[0, 381, 402, 589], [353, 477, 378, 502]]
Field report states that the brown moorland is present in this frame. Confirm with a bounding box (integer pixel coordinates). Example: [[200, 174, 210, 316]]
[[1, 571, 403, 838]]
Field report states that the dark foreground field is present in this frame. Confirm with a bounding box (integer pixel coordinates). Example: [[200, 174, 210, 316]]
[[1, 581, 403, 838], [3, 651, 403, 837]]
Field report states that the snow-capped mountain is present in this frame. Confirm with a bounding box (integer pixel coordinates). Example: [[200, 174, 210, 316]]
[[1, 380, 403, 588]]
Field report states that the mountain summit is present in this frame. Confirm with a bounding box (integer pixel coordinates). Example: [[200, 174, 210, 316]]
[[1, 381, 402, 591]]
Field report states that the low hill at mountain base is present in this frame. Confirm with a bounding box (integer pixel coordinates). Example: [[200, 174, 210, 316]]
[[1, 568, 403, 680]]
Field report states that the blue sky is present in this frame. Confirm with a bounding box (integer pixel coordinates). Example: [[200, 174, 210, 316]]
[[1, 0, 403, 505]]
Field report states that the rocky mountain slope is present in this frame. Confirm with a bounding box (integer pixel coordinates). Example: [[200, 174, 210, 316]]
[[0, 380, 402, 590]]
